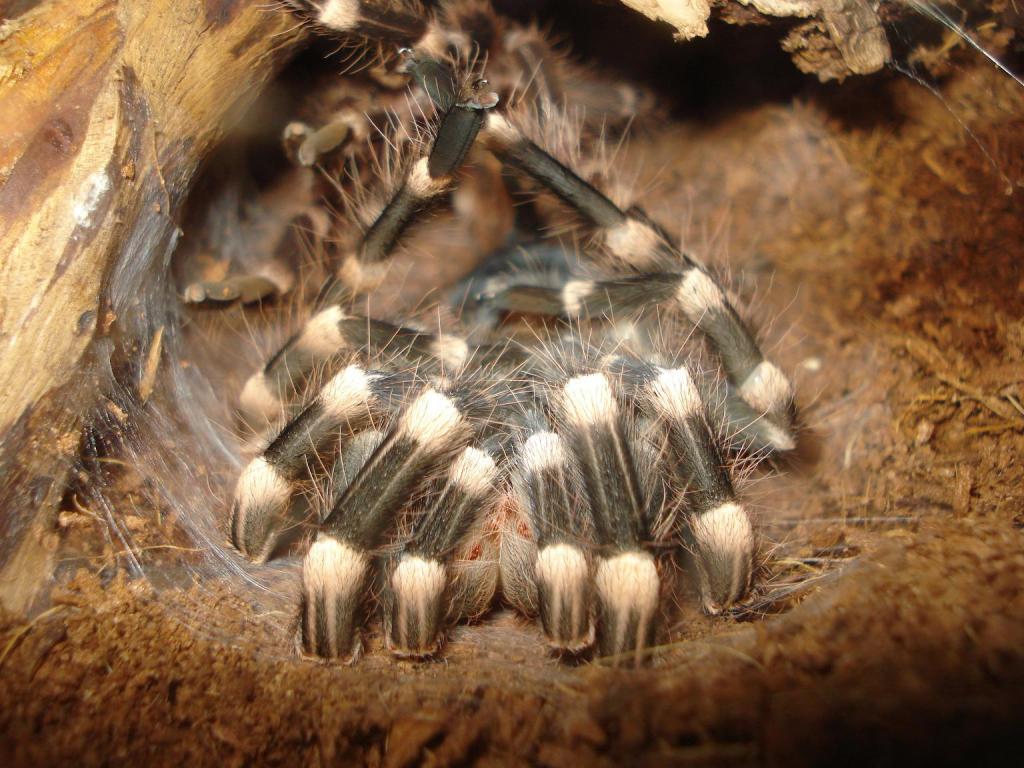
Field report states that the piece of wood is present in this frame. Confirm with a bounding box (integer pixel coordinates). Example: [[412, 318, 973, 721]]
[[617, 0, 890, 79], [0, 0, 304, 613]]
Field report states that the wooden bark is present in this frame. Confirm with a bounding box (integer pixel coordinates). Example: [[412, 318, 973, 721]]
[[619, 0, 891, 79], [0, 0, 303, 613]]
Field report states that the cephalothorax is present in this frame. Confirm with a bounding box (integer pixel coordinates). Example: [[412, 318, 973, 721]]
[[217, 0, 799, 666]]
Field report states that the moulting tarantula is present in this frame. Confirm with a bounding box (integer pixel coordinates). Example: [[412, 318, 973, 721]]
[[198, 0, 800, 666]]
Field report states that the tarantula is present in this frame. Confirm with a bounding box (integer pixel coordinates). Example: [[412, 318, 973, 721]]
[[212, 0, 799, 667]]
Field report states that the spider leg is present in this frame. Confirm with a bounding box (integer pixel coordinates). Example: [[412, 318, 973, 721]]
[[518, 427, 595, 653], [502, 27, 566, 129], [385, 444, 499, 657], [183, 274, 285, 307], [240, 310, 470, 421], [241, 69, 496, 421], [641, 364, 754, 613], [231, 364, 410, 562], [605, 353, 758, 611], [492, 273, 797, 452], [718, 380, 799, 457], [449, 240, 575, 333], [499, 22, 652, 133], [301, 386, 472, 661], [288, 118, 359, 167], [334, 158, 449, 297], [288, 1, 430, 47], [558, 372, 658, 666], [480, 114, 796, 436], [483, 114, 626, 232], [183, 209, 319, 308]]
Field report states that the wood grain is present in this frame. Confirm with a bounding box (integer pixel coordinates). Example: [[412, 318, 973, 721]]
[[0, 0, 303, 612]]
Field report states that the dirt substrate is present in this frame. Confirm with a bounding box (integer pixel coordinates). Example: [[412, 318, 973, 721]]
[[2, 52, 1023, 766]]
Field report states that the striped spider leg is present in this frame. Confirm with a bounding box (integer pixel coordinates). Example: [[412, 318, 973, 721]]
[[301, 384, 478, 662]]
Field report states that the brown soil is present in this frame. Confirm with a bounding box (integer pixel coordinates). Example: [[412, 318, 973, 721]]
[[2, 51, 1023, 768]]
